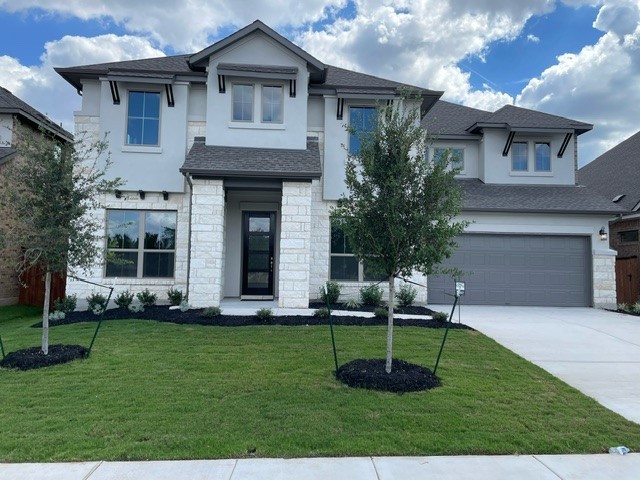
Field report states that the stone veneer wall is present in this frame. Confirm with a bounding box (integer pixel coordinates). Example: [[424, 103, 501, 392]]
[[188, 179, 225, 307], [187, 121, 206, 151], [593, 251, 616, 309], [278, 181, 312, 308]]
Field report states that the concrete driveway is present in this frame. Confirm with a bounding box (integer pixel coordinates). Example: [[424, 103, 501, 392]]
[[431, 305, 640, 424]]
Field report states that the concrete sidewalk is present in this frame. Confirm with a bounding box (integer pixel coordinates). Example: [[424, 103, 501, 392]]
[[2, 454, 639, 480]]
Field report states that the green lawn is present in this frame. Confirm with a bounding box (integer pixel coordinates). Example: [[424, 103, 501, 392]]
[[1, 305, 639, 462]]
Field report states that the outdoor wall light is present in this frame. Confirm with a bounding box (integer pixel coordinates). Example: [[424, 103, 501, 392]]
[[138, 190, 145, 200], [162, 191, 169, 201], [114, 189, 122, 199], [599, 227, 608, 241]]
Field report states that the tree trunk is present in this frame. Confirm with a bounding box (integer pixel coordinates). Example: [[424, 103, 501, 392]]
[[386, 275, 395, 374], [42, 270, 51, 355]]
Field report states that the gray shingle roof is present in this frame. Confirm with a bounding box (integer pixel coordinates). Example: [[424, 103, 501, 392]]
[[0, 146, 16, 165], [422, 100, 491, 137], [217, 63, 298, 75], [181, 137, 321, 179], [459, 178, 624, 214], [470, 104, 593, 135], [577, 130, 640, 212], [0, 87, 72, 141]]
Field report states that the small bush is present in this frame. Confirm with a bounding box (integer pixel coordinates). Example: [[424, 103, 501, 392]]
[[256, 307, 273, 321], [86, 292, 108, 315], [313, 307, 330, 318], [128, 298, 145, 313], [179, 299, 191, 312], [631, 303, 640, 315], [396, 284, 417, 307], [320, 281, 341, 304], [374, 307, 388, 318], [360, 284, 383, 306], [53, 294, 77, 314], [344, 298, 362, 310], [114, 290, 134, 309], [136, 289, 157, 307], [432, 311, 449, 322], [167, 287, 184, 306], [48, 310, 66, 321], [201, 306, 222, 318]]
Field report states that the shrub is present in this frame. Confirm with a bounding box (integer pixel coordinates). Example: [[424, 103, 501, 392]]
[[432, 311, 449, 322], [319, 281, 341, 304], [256, 307, 273, 321], [114, 290, 134, 309], [313, 307, 330, 318], [395, 284, 417, 307], [48, 310, 65, 321], [167, 287, 184, 306], [201, 306, 222, 318], [86, 292, 108, 315], [128, 298, 145, 313], [374, 307, 388, 318], [360, 284, 383, 306], [136, 289, 157, 307], [179, 300, 191, 312], [53, 294, 77, 314], [344, 298, 362, 310]]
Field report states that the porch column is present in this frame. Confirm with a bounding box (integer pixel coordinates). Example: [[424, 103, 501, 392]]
[[278, 181, 312, 308], [593, 250, 616, 309], [188, 179, 225, 307]]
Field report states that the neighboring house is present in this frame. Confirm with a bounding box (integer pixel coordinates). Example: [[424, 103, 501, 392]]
[[578, 131, 640, 304], [55, 20, 620, 309], [0, 86, 73, 306]]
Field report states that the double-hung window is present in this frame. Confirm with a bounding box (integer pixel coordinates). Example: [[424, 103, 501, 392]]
[[262, 85, 283, 123], [232, 84, 254, 121], [535, 142, 551, 171], [127, 91, 160, 145], [106, 210, 176, 278], [433, 147, 464, 170], [330, 225, 386, 281], [349, 106, 377, 156], [511, 142, 528, 171]]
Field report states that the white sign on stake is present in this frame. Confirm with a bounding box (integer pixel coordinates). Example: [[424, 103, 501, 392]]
[[455, 281, 465, 297]]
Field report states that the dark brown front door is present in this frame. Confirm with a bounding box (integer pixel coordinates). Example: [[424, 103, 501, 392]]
[[616, 256, 639, 305], [242, 212, 276, 298]]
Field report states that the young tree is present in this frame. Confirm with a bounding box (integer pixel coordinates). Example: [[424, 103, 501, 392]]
[[0, 125, 121, 354], [332, 97, 468, 373]]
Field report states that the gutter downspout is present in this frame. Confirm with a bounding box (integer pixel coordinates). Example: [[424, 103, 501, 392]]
[[185, 173, 194, 302]]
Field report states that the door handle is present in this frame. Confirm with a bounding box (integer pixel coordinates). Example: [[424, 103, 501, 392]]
[[270, 256, 274, 273]]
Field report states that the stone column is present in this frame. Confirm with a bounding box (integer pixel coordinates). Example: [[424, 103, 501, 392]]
[[188, 179, 225, 307], [593, 251, 616, 309], [278, 181, 312, 308]]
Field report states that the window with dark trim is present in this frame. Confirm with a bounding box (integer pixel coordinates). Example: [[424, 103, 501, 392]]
[[349, 106, 377, 155], [106, 210, 176, 278], [126, 91, 160, 145], [330, 225, 386, 281], [618, 230, 639, 243]]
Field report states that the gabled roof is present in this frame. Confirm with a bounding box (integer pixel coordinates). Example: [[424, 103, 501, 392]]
[[468, 104, 593, 135], [0, 146, 16, 165], [459, 178, 624, 215], [0, 87, 73, 142], [181, 137, 322, 180], [422, 100, 490, 138], [577, 130, 640, 213], [189, 20, 325, 79]]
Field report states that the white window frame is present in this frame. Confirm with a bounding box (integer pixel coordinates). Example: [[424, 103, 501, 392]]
[[510, 138, 554, 176], [534, 142, 551, 172], [511, 142, 528, 172], [432, 147, 465, 173], [125, 90, 161, 147], [231, 83, 254, 122], [261, 84, 284, 124]]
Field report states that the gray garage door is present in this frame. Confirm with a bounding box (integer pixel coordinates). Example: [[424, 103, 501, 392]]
[[428, 234, 592, 307]]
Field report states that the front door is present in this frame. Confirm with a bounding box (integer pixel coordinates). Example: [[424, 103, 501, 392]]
[[242, 212, 276, 299]]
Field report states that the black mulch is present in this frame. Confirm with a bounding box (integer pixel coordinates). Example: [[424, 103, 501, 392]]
[[336, 358, 441, 393], [308, 301, 435, 316], [32, 306, 473, 330], [0, 344, 88, 371]]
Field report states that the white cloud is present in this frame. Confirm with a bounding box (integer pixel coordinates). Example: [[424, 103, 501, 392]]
[[0, 35, 164, 132], [527, 34, 541, 42]]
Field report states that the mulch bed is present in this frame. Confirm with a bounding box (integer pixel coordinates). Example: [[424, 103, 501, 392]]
[[32, 306, 473, 330], [336, 358, 441, 393], [308, 301, 435, 316], [0, 344, 88, 371]]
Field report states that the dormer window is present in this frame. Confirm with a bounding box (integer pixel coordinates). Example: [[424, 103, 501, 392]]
[[433, 147, 464, 171], [232, 84, 254, 122], [535, 142, 551, 171], [262, 85, 283, 123], [511, 142, 528, 171], [126, 91, 160, 146]]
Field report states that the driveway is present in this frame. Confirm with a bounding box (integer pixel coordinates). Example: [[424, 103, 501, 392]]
[[432, 305, 640, 424]]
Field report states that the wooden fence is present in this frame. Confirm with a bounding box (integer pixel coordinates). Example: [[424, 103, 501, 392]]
[[18, 266, 66, 308]]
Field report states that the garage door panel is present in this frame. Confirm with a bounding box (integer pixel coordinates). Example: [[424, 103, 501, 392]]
[[428, 234, 591, 307]]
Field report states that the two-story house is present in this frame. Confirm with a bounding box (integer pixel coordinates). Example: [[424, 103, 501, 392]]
[[56, 20, 621, 309]]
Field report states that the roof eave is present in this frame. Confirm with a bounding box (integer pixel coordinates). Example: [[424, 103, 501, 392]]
[[462, 207, 622, 215], [180, 167, 320, 180]]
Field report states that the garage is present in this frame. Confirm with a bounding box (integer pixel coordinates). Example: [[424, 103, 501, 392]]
[[427, 234, 592, 307]]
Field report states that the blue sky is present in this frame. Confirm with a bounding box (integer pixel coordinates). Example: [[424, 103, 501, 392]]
[[0, 1, 638, 165]]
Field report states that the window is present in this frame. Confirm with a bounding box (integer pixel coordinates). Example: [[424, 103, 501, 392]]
[[511, 142, 528, 171], [330, 225, 386, 281], [127, 91, 160, 145], [106, 210, 176, 278], [349, 106, 377, 155], [232, 84, 253, 121], [262, 85, 283, 123], [619, 230, 639, 243], [433, 147, 464, 170], [535, 142, 551, 171]]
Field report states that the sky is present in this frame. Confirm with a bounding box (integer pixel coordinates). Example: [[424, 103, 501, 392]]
[[0, 0, 639, 167]]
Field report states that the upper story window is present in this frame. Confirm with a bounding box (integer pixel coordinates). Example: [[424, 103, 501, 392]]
[[127, 91, 160, 146], [232, 84, 254, 122], [535, 142, 551, 171], [106, 209, 176, 278], [262, 85, 283, 123], [433, 147, 464, 171], [349, 106, 377, 156], [511, 142, 528, 171]]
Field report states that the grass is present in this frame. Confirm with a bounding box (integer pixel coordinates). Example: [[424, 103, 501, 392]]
[[1, 305, 640, 461]]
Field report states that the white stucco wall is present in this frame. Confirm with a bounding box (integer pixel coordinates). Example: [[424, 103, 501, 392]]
[[429, 139, 480, 179]]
